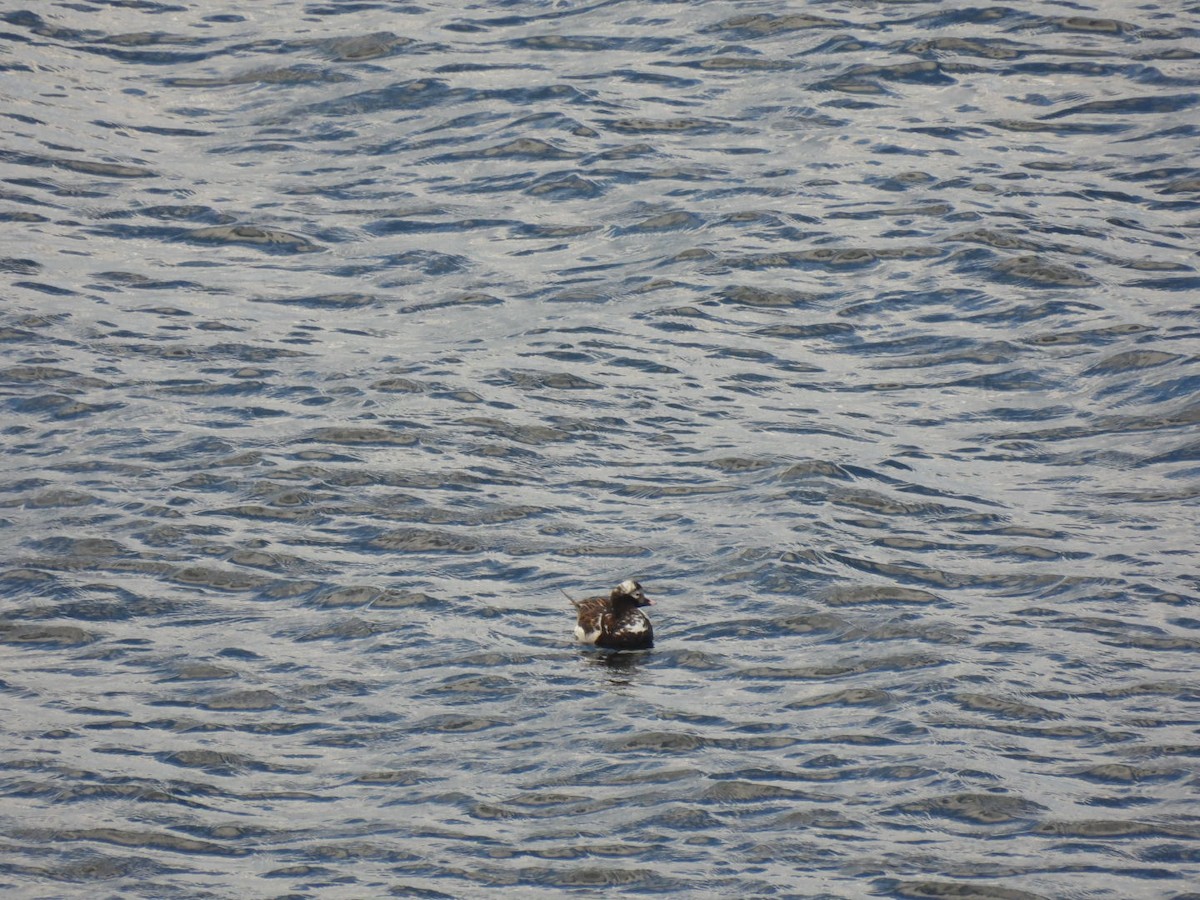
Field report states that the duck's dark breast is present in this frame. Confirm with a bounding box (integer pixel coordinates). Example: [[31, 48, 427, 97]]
[[597, 609, 653, 650]]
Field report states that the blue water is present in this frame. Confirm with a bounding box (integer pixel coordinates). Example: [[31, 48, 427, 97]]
[[2, 1, 1199, 897]]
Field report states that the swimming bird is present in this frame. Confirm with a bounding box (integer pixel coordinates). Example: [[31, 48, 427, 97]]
[[569, 579, 655, 650]]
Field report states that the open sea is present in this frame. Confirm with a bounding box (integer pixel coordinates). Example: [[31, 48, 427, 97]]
[[2, 1, 1199, 897]]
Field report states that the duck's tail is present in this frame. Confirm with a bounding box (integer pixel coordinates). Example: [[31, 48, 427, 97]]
[[560, 588, 582, 609]]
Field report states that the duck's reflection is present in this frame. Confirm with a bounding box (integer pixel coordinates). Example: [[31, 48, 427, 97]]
[[582, 648, 651, 686]]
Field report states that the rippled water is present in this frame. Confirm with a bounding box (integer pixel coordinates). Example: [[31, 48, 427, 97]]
[[2, 1, 1199, 896]]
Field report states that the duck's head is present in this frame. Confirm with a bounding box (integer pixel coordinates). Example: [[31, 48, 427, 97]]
[[611, 579, 653, 607]]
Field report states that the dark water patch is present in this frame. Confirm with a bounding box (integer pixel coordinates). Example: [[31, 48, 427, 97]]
[[301, 426, 417, 447], [822, 585, 941, 607], [1140, 439, 1200, 466], [778, 459, 853, 481], [522, 172, 603, 199], [285, 78, 458, 119], [1083, 350, 1183, 375], [1067, 763, 1183, 784], [10, 280, 78, 297], [166, 65, 353, 88], [614, 482, 739, 500], [1022, 321, 1154, 347], [160, 664, 237, 682], [1036, 16, 1138, 35], [677, 56, 798, 73], [701, 13, 848, 38], [0, 257, 42, 275], [254, 292, 386, 310], [786, 688, 893, 709], [428, 137, 578, 163], [203, 503, 323, 523], [947, 228, 1044, 251], [553, 544, 649, 558], [724, 246, 934, 270], [1159, 176, 1200, 194], [419, 713, 509, 734], [898, 36, 1032, 61], [155, 749, 282, 775], [830, 201, 954, 220], [166, 565, 278, 593], [0, 147, 155, 178], [616, 210, 704, 235], [990, 401, 1200, 444], [716, 284, 822, 308], [7, 393, 123, 420], [311, 586, 438, 609], [1041, 93, 1200, 120], [1, 853, 173, 884], [600, 117, 726, 135], [199, 690, 282, 712], [294, 616, 402, 642], [755, 322, 856, 340], [1100, 633, 1200, 652], [602, 730, 706, 753], [367, 216, 514, 236], [883, 880, 1049, 900], [1035, 819, 1200, 839], [991, 255, 1099, 287], [0, 622, 98, 646], [28, 590, 182, 623], [49, 827, 248, 857], [0, 211, 49, 225], [1124, 274, 1200, 291], [398, 292, 501, 314], [371, 376, 427, 392], [701, 780, 828, 804], [457, 417, 572, 444], [510, 34, 674, 53], [353, 768, 434, 786], [183, 225, 322, 253], [954, 693, 1064, 721], [282, 31, 416, 61], [825, 488, 970, 519], [491, 368, 602, 391], [889, 792, 1046, 826], [368, 528, 481, 553], [388, 504, 547, 527], [460, 862, 677, 890], [963, 721, 1137, 743]]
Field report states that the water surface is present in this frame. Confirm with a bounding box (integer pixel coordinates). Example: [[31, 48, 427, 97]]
[[2, 1, 1199, 897]]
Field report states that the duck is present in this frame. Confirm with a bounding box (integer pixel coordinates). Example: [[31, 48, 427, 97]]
[[570, 579, 655, 650]]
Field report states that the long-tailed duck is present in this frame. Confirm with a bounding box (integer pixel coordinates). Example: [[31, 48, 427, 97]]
[[570, 579, 654, 650]]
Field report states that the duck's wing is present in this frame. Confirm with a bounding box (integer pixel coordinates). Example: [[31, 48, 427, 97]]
[[570, 596, 607, 616], [565, 590, 609, 612]]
